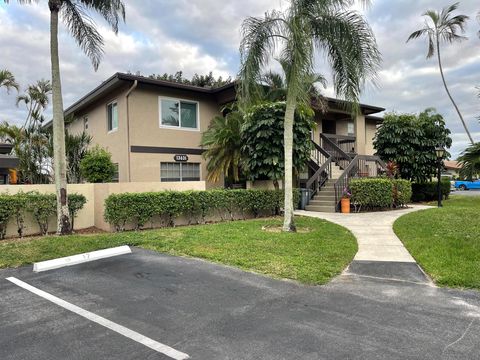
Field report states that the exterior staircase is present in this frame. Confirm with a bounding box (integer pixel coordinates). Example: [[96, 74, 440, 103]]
[[305, 163, 343, 213]]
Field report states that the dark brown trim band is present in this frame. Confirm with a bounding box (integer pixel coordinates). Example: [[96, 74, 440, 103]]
[[130, 146, 204, 155]]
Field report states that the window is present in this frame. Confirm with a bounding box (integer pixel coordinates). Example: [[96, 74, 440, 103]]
[[107, 101, 118, 132], [347, 121, 355, 136], [159, 98, 198, 129], [83, 116, 89, 130], [160, 162, 200, 182], [112, 163, 119, 182]]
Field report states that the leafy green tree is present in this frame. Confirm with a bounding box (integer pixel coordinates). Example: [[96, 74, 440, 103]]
[[458, 143, 480, 180], [148, 71, 232, 88], [373, 108, 452, 182], [239, 0, 380, 231], [5, 0, 125, 235], [201, 104, 244, 183], [407, 2, 474, 144], [242, 102, 314, 190], [0, 69, 19, 93], [80, 145, 115, 183]]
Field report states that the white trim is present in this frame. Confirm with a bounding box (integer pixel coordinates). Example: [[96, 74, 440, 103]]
[[107, 100, 119, 133], [33, 246, 132, 272], [6, 277, 190, 360], [158, 96, 200, 131]]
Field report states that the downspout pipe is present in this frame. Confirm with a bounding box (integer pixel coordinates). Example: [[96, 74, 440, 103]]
[[125, 80, 138, 182]]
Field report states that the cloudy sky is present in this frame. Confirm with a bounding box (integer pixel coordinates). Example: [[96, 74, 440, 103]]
[[0, 0, 479, 157]]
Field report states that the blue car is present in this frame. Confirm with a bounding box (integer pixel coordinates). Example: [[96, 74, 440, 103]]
[[455, 179, 480, 190]]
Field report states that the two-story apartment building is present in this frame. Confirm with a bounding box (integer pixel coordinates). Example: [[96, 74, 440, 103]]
[[64, 72, 384, 189]]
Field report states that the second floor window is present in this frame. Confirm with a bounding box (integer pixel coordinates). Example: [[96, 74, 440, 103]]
[[159, 98, 198, 130], [83, 116, 89, 130], [107, 101, 118, 132]]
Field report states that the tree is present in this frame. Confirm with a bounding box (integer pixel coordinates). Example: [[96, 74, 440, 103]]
[[239, 0, 380, 231], [407, 2, 474, 144], [5, 0, 125, 235], [242, 102, 314, 189], [147, 71, 232, 88], [373, 108, 452, 182], [201, 104, 244, 183], [0, 69, 19, 93], [458, 142, 480, 180], [65, 131, 91, 183], [80, 145, 115, 183], [16, 79, 52, 127], [0, 122, 51, 184]]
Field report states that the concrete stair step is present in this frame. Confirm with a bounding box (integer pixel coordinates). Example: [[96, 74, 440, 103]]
[[315, 191, 335, 197], [305, 205, 336, 213]]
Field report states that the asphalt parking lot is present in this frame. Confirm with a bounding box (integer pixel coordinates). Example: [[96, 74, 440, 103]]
[[1, 248, 479, 359]]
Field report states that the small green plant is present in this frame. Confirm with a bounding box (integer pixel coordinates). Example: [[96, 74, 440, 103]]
[[411, 181, 450, 202], [68, 194, 87, 231], [80, 145, 115, 183]]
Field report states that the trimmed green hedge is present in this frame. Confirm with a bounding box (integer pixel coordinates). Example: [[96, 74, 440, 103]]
[[350, 178, 412, 210], [0, 192, 86, 238], [104, 189, 300, 232], [411, 181, 450, 202]]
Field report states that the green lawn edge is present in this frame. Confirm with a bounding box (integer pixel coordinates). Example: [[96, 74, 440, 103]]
[[0, 216, 357, 286], [394, 196, 480, 290]]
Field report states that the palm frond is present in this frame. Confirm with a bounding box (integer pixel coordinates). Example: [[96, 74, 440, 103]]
[[79, 0, 126, 33], [239, 10, 287, 106], [0, 69, 19, 93], [309, 9, 380, 107], [61, 1, 105, 70]]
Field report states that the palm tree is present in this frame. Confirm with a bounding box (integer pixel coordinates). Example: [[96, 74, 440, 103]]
[[239, 0, 380, 231], [407, 2, 474, 144], [65, 130, 92, 183], [4, 0, 125, 234], [16, 79, 52, 128], [458, 142, 480, 180], [201, 105, 244, 183], [0, 69, 19, 93]]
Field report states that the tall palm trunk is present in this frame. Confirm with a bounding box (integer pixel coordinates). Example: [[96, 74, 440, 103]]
[[283, 94, 296, 232], [436, 37, 474, 145], [50, 1, 71, 234]]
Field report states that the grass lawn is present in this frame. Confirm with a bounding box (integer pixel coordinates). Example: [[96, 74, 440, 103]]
[[394, 196, 480, 290], [0, 216, 357, 285]]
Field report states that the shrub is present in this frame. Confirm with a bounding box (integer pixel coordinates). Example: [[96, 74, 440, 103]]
[[104, 189, 300, 231], [350, 178, 394, 209], [25, 193, 57, 235], [80, 145, 115, 183], [393, 179, 412, 207], [0, 195, 16, 239], [411, 181, 450, 202], [68, 194, 87, 231], [0, 192, 87, 238]]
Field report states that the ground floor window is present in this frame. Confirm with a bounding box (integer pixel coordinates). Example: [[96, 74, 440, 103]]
[[160, 162, 200, 182], [112, 163, 119, 182]]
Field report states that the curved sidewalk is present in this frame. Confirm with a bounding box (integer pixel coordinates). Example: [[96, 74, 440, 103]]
[[296, 205, 431, 262]]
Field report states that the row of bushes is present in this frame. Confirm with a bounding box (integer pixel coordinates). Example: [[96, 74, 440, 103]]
[[411, 181, 451, 202], [349, 178, 412, 210], [104, 189, 300, 232], [0, 192, 87, 239]]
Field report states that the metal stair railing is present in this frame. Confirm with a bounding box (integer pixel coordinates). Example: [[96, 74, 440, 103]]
[[333, 155, 387, 211], [320, 133, 352, 170]]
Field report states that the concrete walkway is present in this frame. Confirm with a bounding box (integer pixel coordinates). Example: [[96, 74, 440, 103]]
[[296, 205, 431, 262]]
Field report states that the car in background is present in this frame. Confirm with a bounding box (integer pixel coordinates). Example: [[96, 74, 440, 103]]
[[455, 179, 480, 190]]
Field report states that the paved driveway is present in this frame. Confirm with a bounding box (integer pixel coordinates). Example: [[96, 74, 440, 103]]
[[1, 248, 479, 359]]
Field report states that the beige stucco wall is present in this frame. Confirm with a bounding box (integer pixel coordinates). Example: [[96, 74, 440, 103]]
[[66, 86, 131, 182], [365, 119, 378, 155], [0, 182, 205, 237], [66, 85, 223, 188]]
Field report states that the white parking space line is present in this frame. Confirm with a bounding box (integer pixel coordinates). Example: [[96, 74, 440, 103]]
[[6, 277, 190, 360], [33, 245, 132, 272]]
